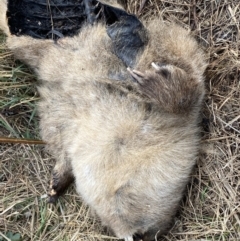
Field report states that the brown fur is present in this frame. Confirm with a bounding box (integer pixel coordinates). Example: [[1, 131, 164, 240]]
[[0, 1, 207, 240]]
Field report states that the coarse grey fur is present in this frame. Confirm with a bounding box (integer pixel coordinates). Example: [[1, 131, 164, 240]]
[[0, 0, 207, 240]]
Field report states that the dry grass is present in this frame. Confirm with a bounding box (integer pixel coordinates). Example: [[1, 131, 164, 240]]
[[0, 0, 239, 240]]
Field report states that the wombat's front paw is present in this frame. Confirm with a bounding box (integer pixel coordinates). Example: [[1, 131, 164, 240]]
[[128, 62, 202, 113], [127, 63, 174, 109], [127, 64, 158, 99], [127, 62, 164, 85]]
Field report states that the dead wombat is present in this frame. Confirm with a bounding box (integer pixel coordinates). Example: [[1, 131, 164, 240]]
[[0, 1, 207, 240]]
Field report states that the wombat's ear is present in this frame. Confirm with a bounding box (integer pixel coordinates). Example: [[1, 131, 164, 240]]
[[0, 0, 10, 36]]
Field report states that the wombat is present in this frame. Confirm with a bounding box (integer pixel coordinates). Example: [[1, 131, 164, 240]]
[[0, 0, 207, 240]]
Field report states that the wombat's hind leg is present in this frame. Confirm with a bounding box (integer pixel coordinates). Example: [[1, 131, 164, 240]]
[[48, 160, 74, 203]]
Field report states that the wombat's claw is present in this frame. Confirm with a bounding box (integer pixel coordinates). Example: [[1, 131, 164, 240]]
[[48, 188, 59, 203], [84, 0, 101, 24], [47, 169, 74, 203], [127, 67, 145, 84], [151, 62, 161, 71], [48, 179, 59, 203]]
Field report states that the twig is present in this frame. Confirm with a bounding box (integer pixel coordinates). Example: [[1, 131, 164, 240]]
[[192, 0, 198, 29], [138, 0, 148, 16], [0, 232, 11, 241], [0, 137, 46, 145], [47, 0, 54, 39]]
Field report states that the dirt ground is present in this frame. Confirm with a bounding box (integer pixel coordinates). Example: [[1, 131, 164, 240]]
[[0, 1, 239, 241]]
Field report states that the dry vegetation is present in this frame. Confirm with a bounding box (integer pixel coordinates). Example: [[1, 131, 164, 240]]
[[0, 0, 239, 240]]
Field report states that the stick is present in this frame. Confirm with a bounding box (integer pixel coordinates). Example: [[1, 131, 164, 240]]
[[0, 137, 46, 145], [138, 0, 147, 15]]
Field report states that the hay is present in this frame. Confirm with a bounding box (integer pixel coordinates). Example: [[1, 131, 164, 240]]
[[0, 0, 239, 240]]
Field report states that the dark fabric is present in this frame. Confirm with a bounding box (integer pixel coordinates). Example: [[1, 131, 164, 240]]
[[7, 0, 90, 39], [7, 0, 148, 67]]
